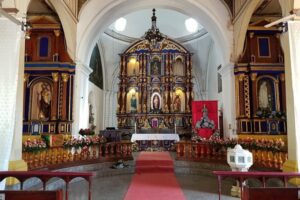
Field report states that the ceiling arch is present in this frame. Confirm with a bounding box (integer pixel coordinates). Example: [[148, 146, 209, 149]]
[[77, 0, 233, 67]]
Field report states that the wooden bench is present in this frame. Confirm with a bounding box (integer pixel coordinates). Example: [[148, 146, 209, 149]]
[[242, 187, 298, 200], [213, 171, 300, 200], [0, 190, 63, 200]]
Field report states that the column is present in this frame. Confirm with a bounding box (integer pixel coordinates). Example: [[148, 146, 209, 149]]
[[0, 18, 23, 189], [280, 73, 286, 112], [61, 73, 69, 120], [250, 73, 258, 115], [51, 72, 59, 120], [72, 61, 92, 135], [53, 30, 60, 61], [282, 21, 300, 173], [220, 63, 236, 138], [238, 74, 245, 116]]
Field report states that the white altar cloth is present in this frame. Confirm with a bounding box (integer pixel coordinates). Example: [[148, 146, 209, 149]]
[[131, 133, 180, 142]]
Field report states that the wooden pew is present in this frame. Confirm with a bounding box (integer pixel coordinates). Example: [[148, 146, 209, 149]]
[[0, 190, 63, 200], [242, 187, 298, 200]]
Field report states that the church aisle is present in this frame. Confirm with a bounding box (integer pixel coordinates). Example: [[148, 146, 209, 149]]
[[65, 152, 238, 200], [124, 152, 185, 200]]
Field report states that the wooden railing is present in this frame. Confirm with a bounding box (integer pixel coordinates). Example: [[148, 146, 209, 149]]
[[22, 141, 133, 170], [213, 171, 300, 200], [0, 171, 93, 200], [175, 141, 287, 170]]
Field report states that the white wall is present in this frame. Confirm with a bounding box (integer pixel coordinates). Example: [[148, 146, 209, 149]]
[[88, 83, 104, 133]]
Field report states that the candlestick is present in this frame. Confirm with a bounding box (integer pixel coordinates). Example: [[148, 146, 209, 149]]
[[175, 123, 176, 134], [135, 122, 137, 134]]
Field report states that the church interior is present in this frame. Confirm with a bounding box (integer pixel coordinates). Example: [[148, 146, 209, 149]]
[[1, 0, 300, 199]]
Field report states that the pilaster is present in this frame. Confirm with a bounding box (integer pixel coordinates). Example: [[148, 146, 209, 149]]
[[281, 21, 300, 174], [220, 63, 236, 138]]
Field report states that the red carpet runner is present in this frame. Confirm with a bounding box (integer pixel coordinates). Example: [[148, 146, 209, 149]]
[[124, 152, 186, 200]]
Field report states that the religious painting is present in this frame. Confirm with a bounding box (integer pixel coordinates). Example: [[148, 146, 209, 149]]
[[257, 78, 275, 111], [150, 59, 161, 75], [30, 80, 53, 121], [151, 92, 162, 111]]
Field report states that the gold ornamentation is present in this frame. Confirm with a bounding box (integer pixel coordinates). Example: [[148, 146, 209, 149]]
[[238, 74, 245, 81], [249, 32, 254, 38], [280, 73, 285, 82], [61, 73, 69, 82], [244, 76, 251, 118], [24, 73, 30, 82], [250, 73, 257, 81], [52, 72, 59, 82], [53, 30, 61, 37]]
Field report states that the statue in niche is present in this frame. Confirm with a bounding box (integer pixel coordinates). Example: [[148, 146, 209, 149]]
[[130, 93, 137, 112], [151, 60, 161, 75], [151, 94, 161, 111], [143, 103, 147, 113], [258, 80, 273, 109], [173, 94, 181, 112], [38, 82, 51, 120], [89, 104, 96, 130]]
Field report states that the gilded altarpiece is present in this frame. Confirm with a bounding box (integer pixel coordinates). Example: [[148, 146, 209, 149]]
[[235, 21, 286, 135], [117, 38, 193, 134], [23, 16, 74, 135]]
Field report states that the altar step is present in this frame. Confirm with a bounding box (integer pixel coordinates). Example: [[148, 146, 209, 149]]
[[135, 152, 174, 173], [136, 165, 174, 173]]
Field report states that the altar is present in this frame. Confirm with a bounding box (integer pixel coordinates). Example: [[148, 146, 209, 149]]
[[131, 133, 180, 151]]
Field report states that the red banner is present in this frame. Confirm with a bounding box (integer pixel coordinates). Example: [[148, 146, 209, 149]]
[[192, 101, 218, 138]]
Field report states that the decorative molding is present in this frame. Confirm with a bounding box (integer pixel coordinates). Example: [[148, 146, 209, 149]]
[[61, 73, 69, 82], [52, 72, 59, 82]]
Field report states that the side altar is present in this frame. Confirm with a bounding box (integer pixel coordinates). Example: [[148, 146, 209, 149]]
[[116, 9, 193, 136]]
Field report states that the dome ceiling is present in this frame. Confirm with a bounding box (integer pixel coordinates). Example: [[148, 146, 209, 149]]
[[107, 8, 204, 40]]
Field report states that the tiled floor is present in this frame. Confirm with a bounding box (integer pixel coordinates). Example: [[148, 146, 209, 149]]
[[67, 173, 238, 200]]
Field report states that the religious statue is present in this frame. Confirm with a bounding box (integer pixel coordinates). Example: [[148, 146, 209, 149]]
[[173, 94, 181, 112], [151, 61, 160, 75], [143, 103, 147, 113], [152, 94, 160, 110], [130, 93, 137, 112], [258, 80, 270, 109], [195, 104, 215, 129], [38, 82, 51, 120]]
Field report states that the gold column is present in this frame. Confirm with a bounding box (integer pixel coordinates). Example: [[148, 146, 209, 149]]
[[251, 73, 258, 115], [23, 73, 29, 120], [61, 73, 69, 120], [51, 72, 59, 120], [53, 30, 61, 61], [275, 79, 280, 111]]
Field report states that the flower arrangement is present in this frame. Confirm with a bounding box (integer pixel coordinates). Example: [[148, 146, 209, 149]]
[[79, 128, 95, 136], [132, 142, 139, 152], [23, 138, 47, 153], [190, 135, 285, 152], [63, 135, 106, 149], [256, 108, 285, 119]]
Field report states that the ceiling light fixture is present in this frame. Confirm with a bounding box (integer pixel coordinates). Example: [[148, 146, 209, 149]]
[[115, 17, 127, 32], [185, 18, 198, 33]]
